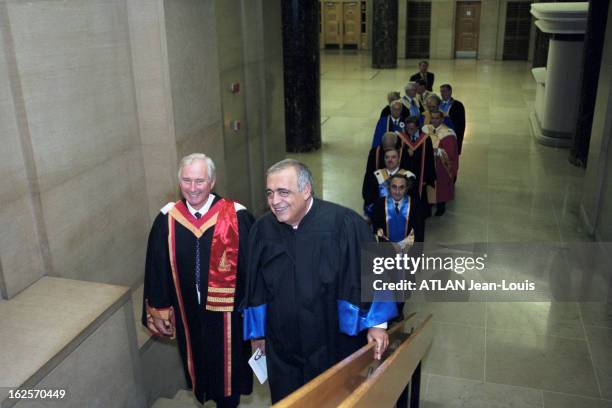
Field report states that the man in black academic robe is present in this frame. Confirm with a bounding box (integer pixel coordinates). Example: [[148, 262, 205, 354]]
[[371, 174, 425, 244], [142, 154, 253, 408], [440, 84, 466, 155], [371, 99, 405, 148], [401, 117, 436, 217], [243, 159, 397, 403], [410, 60, 435, 91], [371, 174, 426, 322], [362, 147, 414, 219], [364, 132, 408, 182], [380, 91, 410, 119]]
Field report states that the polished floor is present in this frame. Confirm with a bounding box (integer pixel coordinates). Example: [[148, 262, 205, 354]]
[[289, 52, 612, 408]]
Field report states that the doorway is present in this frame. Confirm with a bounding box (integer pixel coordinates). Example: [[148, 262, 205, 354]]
[[454, 1, 481, 58], [322, 1, 366, 49]]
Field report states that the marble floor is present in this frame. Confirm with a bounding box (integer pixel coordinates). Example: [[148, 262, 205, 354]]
[[291, 51, 612, 408]]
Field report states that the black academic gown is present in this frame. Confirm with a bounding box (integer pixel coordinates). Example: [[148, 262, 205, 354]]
[[362, 140, 412, 214], [410, 71, 435, 91], [448, 99, 466, 154], [403, 134, 436, 203], [371, 194, 425, 243], [142, 196, 254, 404], [243, 199, 397, 403], [379, 104, 410, 119]]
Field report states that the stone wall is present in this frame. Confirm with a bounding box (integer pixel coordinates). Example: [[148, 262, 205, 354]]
[[0, 0, 285, 299]]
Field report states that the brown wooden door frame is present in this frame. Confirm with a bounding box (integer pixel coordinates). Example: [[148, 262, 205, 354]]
[[323, 1, 343, 47], [343, 1, 360, 47], [454, 1, 481, 59]]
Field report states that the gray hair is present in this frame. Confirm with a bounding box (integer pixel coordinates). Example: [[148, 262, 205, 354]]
[[266, 159, 314, 194], [426, 94, 441, 107], [387, 91, 401, 103], [381, 132, 398, 146], [404, 82, 416, 92], [389, 99, 403, 109], [178, 153, 216, 182]]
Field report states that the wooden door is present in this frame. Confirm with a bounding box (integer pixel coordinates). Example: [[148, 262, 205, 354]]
[[324, 2, 343, 47], [343, 2, 359, 48], [455, 1, 481, 58]]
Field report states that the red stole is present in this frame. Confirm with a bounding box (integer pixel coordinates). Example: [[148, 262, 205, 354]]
[[168, 199, 239, 312], [167, 198, 240, 397], [399, 131, 429, 198]]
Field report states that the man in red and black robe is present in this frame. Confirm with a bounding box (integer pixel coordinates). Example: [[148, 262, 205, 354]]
[[142, 153, 253, 408]]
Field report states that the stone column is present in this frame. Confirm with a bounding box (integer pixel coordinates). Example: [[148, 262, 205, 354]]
[[529, 3, 588, 147], [281, 0, 320, 152], [570, 0, 610, 167], [372, 0, 398, 68]]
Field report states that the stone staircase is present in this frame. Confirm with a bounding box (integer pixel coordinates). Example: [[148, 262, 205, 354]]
[[151, 379, 272, 408]]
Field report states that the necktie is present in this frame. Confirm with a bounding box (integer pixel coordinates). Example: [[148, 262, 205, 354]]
[[194, 212, 202, 303], [412, 133, 418, 142], [395, 202, 400, 214]]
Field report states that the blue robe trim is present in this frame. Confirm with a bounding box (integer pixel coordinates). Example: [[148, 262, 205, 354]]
[[243, 304, 267, 340], [387, 197, 410, 242], [337, 300, 398, 336], [371, 116, 401, 148], [377, 182, 390, 199]]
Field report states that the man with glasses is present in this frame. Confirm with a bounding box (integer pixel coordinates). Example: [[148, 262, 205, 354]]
[[142, 153, 254, 408], [243, 159, 397, 403]]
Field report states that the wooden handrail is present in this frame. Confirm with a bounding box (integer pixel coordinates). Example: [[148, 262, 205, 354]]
[[274, 313, 431, 408]]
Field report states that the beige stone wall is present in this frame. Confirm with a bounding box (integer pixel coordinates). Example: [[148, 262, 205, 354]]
[[430, 0, 455, 59], [0, 0, 149, 296], [127, 0, 179, 220], [479, 0, 500, 59], [0, 0, 285, 298], [398, 0, 534, 61], [241, 0, 287, 214], [0, 3, 48, 299]]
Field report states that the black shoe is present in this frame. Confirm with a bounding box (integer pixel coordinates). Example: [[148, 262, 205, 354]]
[[435, 203, 446, 216]]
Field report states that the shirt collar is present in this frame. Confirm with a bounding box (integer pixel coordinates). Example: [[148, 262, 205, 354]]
[[292, 197, 314, 229], [389, 167, 399, 175], [186, 194, 215, 216]]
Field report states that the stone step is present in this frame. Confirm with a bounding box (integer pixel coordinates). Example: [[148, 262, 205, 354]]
[[173, 389, 200, 405], [151, 397, 199, 408]]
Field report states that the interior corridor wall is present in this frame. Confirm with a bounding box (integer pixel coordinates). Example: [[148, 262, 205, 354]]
[[0, 0, 285, 299], [582, 2, 612, 241]]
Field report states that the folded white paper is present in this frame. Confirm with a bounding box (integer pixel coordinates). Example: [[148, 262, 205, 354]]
[[248, 348, 268, 384]]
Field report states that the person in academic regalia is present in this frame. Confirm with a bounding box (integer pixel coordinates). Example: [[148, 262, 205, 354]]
[[402, 82, 423, 117], [243, 159, 397, 403], [371, 174, 426, 322], [420, 94, 455, 130], [399, 117, 437, 217], [142, 153, 253, 408], [440, 84, 466, 155], [363, 147, 415, 219], [379, 91, 410, 119], [415, 79, 433, 111], [422, 111, 459, 216], [371, 99, 405, 148], [363, 131, 411, 184], [372, 173, 425, 245], [410, 60, 435, 91]]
